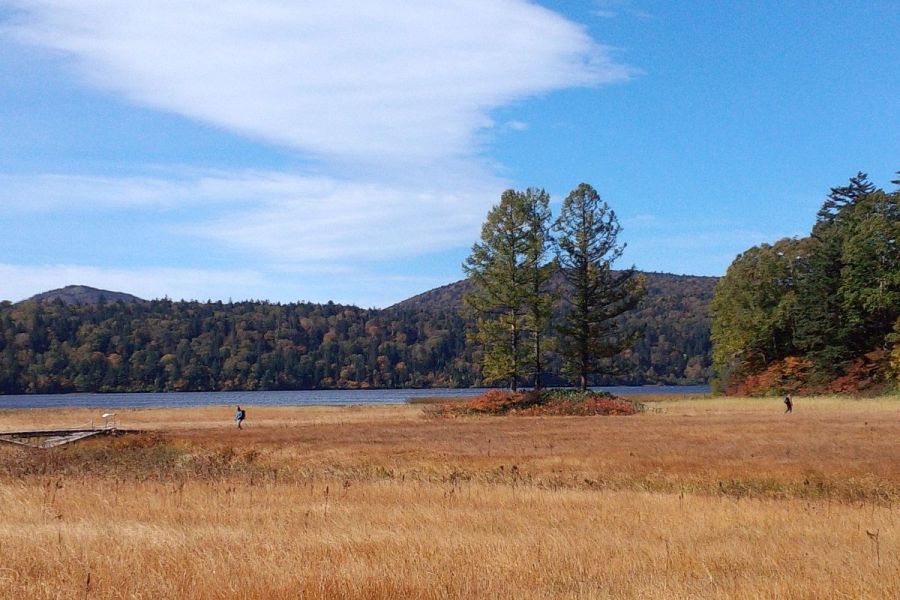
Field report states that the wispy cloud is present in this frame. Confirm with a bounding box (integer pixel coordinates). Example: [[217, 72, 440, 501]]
[[5, 0, 631, 165], [189, 175, 500, 262], [591, 1, 653, 20], [2, 168, 503, 263], [1, 172, 256, 212]]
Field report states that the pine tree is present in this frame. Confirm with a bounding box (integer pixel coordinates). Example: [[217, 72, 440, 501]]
[[816, 171, 875, 225], [463, 189, 553, 390], [522, 189, 555, 389], [796, 172, 879, 374], [554, 183, 644, 391]]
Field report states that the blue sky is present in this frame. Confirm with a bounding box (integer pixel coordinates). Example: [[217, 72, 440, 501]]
[[1, 0, 897, 307]]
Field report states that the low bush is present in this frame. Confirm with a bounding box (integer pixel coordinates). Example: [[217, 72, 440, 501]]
[[427, 389, 644, 417]]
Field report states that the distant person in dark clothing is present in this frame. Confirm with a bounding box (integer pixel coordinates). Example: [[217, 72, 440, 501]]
[[783, 394, 793, 414], [234, 405, 246, 429]]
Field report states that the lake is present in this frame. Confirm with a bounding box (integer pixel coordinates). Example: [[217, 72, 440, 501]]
[[0, 386, 709, 409]]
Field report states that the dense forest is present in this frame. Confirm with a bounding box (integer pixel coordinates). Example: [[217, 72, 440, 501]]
[[710, 172, 899, 394], [0, 271, 715, 394]]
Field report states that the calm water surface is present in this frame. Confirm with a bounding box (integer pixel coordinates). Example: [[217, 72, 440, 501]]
[[0, 386, 709, 409]]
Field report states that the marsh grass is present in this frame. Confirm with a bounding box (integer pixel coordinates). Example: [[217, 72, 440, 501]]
[[0, 394, 898, 598]]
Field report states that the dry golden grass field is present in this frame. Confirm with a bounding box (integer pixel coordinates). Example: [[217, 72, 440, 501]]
[[0, 394, 898, 599]]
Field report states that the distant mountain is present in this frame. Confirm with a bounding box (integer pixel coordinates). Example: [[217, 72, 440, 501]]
[[24, 285, 144, 306], [391, 278, 473, 311], [392, 271, 717, 313], [0, 272, 717, 394]]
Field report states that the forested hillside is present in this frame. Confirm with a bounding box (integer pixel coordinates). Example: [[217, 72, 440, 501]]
[[710, 172, 899, 394], [0, 272, 715, 394], [394, 271, 715, 385]]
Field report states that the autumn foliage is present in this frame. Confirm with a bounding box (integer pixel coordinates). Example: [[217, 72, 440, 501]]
[[428, 389, 643, 417], [728, 357, 813, 396], [729, 350, 894, 396]]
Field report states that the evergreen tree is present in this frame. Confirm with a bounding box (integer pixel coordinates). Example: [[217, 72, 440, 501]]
[[522, 189, 555, 389], [816, 171, 876, 224], [795, 172, 881, 374], [835, 188, 900, 356], [463, 189, 553, 390], [554, 183, 644, 391]]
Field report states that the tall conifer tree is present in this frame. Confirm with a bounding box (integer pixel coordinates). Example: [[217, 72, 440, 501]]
[[522, 189, 555, 389], [554, 183, 643, 391], [463, 189, 553, 390], [795, 172, 881, 373]]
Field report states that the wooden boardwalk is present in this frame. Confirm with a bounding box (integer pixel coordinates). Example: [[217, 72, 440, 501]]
[[0, 426, 143, 449]]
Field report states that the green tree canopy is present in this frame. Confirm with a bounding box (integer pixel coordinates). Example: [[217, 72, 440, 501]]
[[710, 237, 811, 382]]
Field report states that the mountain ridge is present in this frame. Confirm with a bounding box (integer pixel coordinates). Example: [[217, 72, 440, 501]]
[[390, 271, 718, 312], [24, 285, 144, 306]]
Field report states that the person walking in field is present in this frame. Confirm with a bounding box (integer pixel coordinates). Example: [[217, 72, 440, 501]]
[[783, 394, 793, 414], [234, 405, 246, 429]]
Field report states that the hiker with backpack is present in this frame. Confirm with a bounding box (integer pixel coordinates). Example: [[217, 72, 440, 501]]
[[234, 405, 246, 429]]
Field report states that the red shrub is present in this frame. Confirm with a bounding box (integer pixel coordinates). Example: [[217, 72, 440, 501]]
[[430, 390, 641, 417]]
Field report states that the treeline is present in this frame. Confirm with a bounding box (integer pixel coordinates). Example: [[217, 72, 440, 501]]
[[0, 271, 715, 394], [710, 172, 899, 394], [0, 298, 473, 394]]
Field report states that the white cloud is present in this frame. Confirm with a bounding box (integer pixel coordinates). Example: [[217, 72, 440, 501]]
[[184, 170, 504, 262], [5, 0, 630, 164], [1, 168, 503, 262], [591, 1, 652, 20], [0, 172, 256, 212]]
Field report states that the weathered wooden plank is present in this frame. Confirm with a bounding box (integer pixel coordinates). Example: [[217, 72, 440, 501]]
[[0, 427, 105, 437], [0, 428, 143, 448], [0, 436, 40, 448], [40, 430, 104, 448]]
